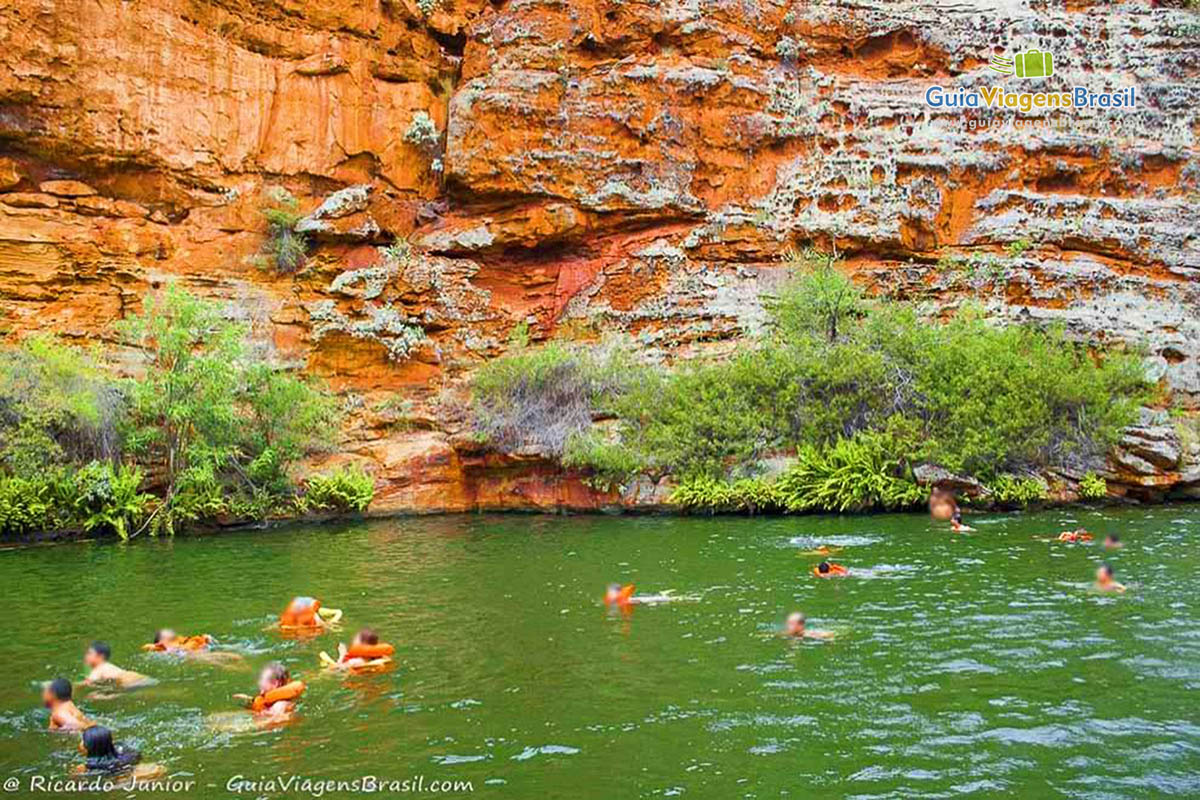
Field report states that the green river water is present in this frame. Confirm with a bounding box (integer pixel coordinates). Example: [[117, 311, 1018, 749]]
[[0, 507, 1197, 798]]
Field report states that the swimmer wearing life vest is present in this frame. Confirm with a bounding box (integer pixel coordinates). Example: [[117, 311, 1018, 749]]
[[1058, 528, 1093, 543], [280, 596, 343, 629], [1094, 563, 1126, 594], [142, 629, 214, 653], [950, 510, 975, 532], [812, 561, 848, 578], [320, 628, 395, 671], [800, 545, 844, 557], [1103, 534, 1123, 550], [233, 662, 305, 716], [785, 612, 835, 640], [43, 678, 94, 732], [604, 583, 637, 607], [82, 641, 151, 689]]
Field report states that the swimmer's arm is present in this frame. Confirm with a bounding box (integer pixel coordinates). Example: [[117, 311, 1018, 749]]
[[806, 630, 836, 640], [231, 693, 254, 703]]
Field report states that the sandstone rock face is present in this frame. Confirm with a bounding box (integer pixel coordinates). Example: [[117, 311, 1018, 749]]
[[1, 0, 1197, 512]]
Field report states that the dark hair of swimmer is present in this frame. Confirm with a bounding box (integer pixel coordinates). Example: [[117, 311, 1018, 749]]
[[1107, 534, 1121, 543], [48, 677, 72, 701], [1100, 563, 1114, 578], [153, 629, 170, 645], [358, 628, 379, 646], [263, 661, 289, 687], [82, 726, 140, 773], [88, 641, 111, 661], [818, 562, 831, 574], [951, 510, 962, 524]]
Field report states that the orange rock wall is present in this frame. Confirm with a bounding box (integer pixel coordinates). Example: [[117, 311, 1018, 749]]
[[1, 0, 1197, 511]]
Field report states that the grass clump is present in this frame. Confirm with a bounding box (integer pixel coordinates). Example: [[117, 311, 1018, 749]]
[[1078, 471, 1108, 500]]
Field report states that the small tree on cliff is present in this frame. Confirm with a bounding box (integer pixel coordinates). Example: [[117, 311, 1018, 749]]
[[119, 284, 341, 532], [118, 284, 245, 497]]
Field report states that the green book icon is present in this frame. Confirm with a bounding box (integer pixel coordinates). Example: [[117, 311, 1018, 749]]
[[1014, 50, 1053, 78]]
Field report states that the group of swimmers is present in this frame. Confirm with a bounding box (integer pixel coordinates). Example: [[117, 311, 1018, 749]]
[[40, 596, 394, 782], [602, 499, 1131, 643]]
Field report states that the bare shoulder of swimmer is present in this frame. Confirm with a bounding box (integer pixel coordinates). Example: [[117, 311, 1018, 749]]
[[806, 629, 836, 640]]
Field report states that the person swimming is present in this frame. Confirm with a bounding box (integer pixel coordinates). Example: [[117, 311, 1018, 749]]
[[812, 561, 849, 578], [280, 596, 343, 628], [234, 662, 305, 716], [1058, 528, 1093, 543], [799, 545, 844, 556], [929, 488, 958, 522], [82, 641, 151, 688], [143, 629, 214, 652], [950, 510, 975, 532], [784, 612, 835, 640], [1103, 534, 1123, 550], [321, 628, 395, 670], [74, 726, 165, 781], [1094, 563, 1126, 593], [604, 583, 637, 606], [43, 678, 94, 731]]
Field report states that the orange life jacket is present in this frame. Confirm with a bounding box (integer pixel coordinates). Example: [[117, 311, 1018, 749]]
[[604, 584, 636, 605], [142, 634, 212, 652], [251, 680, 305, 712], [343, 642, 395, 662], [280, 598, 322, 627], [812, 564, 849, 578]]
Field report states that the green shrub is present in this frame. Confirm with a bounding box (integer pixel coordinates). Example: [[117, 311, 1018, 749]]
[[1078, 471, 1108, 500], [69, 461, 153, 541], [258, 187, 308, 274], [0, 336, 123, 472], [987, 474, 1049, 506], [670, 475, 782, 515], [300, 465, 374, 513], [472, 339, 644, 457], [0, 476, 51, 535], [774, 431, 925, 513]]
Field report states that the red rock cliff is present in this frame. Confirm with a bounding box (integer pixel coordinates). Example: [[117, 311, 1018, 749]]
[[1, 0, 1197, 512]]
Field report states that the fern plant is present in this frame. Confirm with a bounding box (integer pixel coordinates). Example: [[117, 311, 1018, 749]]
[[774, 432, 924, 513]]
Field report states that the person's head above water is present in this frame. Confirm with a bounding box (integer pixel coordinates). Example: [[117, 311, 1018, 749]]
[[354, 628, 379, 647], [85, 641, 111, 668], [1096, 563, 1115, 582], [258, 662, 290, 695], [79, 725, 139, 773], [818, 562, 832, 575], [1104, 534, 1123, 549], [42, 677, 72, 707], [153, 629, 177, 646], [785, 612, 806, 636]]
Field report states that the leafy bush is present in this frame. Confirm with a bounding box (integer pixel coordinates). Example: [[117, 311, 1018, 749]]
[[0, 475, 51, 535], [987, 474, 1049, 506], [670, 476, 781, 515], [774, 431, 925, 513], [258, 187, 308, 273], [0, 461, 151, 539], [300, 465, 374, 513], [1078, 472, 1108, 500], [472, 339, 645, 457], [545, 257, 1149, 489], [0, 336, 123, 472]]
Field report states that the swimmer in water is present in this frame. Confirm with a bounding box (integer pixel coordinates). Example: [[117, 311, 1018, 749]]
[[43, 678, 94, 731], [82, 641, 151, 689], [929, 488, 958, 522], [1094, 563, 1126, 593], [950, 510, 975, 532], [785, 612, 835, 640], [1058, 528, 1093, 543], [74, 726, 164, 781], [280, 596, 343, 629], [234, 662, 304, 717], [813, 561, 849, 578], [604, 583, 636, 606], [321, 628, 394, 670], [1103, 534, 1123, 550], [144, 629, 213, 652], [799, 545, 844, 556]]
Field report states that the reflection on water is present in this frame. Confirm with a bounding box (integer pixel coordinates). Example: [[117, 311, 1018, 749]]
[[0, 507, 1198, 797]]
